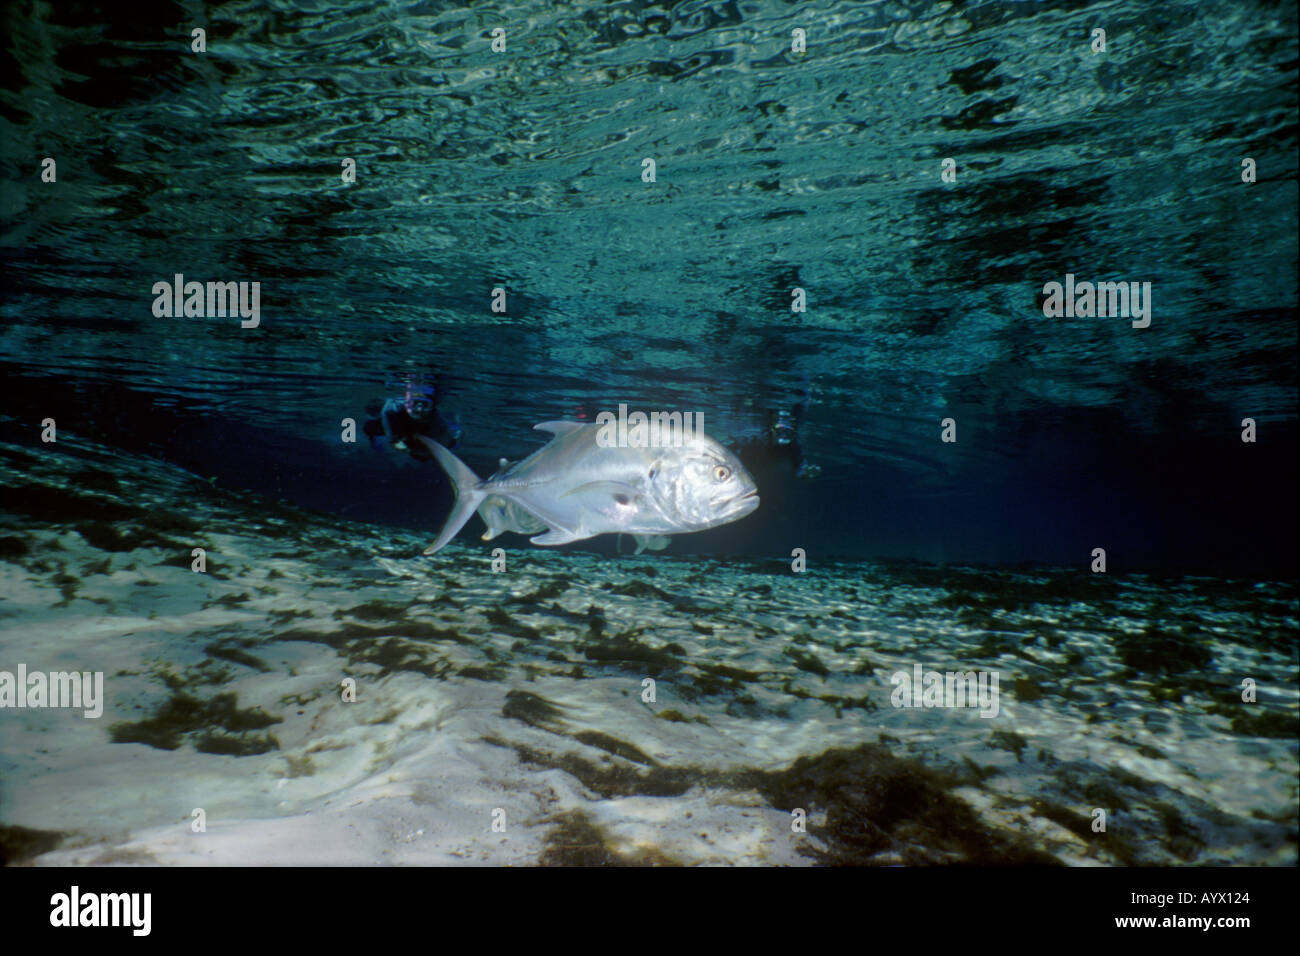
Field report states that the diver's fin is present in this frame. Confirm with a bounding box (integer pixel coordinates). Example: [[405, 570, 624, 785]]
[[415, 435, 486, 554], [534, 420, 586, 437]]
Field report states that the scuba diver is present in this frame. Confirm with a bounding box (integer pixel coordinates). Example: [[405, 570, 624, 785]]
[[363, 378, 462, 462], [733, 394, 820, 479]]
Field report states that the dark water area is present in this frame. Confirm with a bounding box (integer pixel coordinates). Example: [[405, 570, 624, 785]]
[[3, 362, 1296, 572], [0, 0, 1297, 871]]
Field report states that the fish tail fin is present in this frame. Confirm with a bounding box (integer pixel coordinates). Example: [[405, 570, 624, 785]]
[[416, 436, 486, 554]]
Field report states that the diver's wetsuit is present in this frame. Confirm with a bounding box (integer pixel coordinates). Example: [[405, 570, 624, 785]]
[[363, 399, 459, 460]]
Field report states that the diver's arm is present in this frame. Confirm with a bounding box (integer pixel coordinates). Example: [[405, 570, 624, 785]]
[[380, 401, 401, 443]]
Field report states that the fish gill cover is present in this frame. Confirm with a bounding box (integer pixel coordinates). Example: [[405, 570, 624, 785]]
[[0, 0, 1296, 892]]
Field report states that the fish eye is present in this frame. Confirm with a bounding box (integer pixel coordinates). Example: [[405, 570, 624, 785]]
[[714, 465, 730, 482]]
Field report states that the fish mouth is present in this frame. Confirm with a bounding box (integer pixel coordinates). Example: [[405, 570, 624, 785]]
[[728, 490, 760, 517]]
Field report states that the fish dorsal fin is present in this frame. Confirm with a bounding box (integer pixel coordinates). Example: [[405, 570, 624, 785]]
[[534, 420, 586, 437]]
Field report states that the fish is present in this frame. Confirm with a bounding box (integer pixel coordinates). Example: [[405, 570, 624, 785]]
[[415, 421, 758, 554], [477, 459, 547, 540], [479, 458, 673, 555]]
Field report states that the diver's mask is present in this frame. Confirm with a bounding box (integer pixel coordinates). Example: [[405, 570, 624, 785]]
[[406, 397, 434, 419]]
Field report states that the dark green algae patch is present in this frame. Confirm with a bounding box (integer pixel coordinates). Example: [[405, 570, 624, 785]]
[[110, 691, 282, 755], [0, 824, 68, 865], [539, 810, 681, 866], [522, 738, 1061, 866], [494, 684, 1058, 866], [275, 617, 475, 680]]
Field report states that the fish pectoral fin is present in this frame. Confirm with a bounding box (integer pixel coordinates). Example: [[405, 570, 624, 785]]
[[560, 481, 642, 507], [533, 420, 586, 437], [529, 528, 583, 546]]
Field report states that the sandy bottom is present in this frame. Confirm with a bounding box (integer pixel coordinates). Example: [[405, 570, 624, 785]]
[[1, 434, 1296, 865]]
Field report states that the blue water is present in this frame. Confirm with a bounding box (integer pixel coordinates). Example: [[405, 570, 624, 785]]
[[2, 0, 1296, 571], [0, 0, 1296, 866]]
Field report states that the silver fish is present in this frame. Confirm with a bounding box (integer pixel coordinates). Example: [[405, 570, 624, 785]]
[[478, 459, 547, 541], [479, 459, 672, 554], [415, 421, 758, 554], [483, 496, 670, 554]]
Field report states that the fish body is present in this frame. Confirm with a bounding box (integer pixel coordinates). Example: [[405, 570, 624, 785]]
[[480, 458, 673, 554], [478, 459, 548, 540], [478, 495, 548, 540], [483, 497, 670, 555], [417, 421, 758, 554]]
